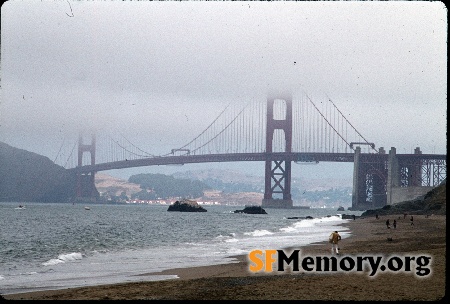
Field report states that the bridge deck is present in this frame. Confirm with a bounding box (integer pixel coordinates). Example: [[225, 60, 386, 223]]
[[69, 152, 446, 173]]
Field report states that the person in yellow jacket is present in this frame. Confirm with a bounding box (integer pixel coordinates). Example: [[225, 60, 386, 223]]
[[330, 231, 341, 255]]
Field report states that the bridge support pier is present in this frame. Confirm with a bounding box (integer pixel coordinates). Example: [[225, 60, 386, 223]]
[[386, 146, 437, 205], [352, 145, 443, 210], [351, 147, 388, 210], [261, 94, 293, 209], [352, 147, 364, 209]]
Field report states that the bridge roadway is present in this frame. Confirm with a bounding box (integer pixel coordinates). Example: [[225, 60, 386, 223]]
[[68, 152, 446, 174]]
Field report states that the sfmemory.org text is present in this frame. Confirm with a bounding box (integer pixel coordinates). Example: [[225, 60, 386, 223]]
[[248, 249, 432, 278]]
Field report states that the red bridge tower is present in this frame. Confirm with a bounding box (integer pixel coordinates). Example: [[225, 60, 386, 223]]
[[262, 93, 293, 208], [76, 132, 98, 202]]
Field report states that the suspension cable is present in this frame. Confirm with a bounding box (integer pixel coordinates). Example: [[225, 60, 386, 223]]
[[188, 101, 251, 155], [326, 94, 379, 153], [303, 92, 355, 152], [64, 140, 77, 168], [162, 102, 233, 156], [108, 135, 154, 159], [53, 138, 66, 163], [118, 132, 154, 157]]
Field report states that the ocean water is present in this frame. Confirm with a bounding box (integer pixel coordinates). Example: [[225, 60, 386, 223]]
[[0, 202, 363, 295]]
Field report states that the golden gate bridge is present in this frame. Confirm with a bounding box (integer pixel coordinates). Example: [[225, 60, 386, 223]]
[[52, 93, 446, 210]]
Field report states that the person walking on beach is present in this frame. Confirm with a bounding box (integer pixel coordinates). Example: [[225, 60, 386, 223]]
[[386, 219, 390, 229], [393, 219, 397, 229], [410, 215, 414, 226], [329, 231, 341, 255]]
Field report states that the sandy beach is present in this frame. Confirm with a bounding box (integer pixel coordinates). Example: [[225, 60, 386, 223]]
[[3, 213, 445, 301]]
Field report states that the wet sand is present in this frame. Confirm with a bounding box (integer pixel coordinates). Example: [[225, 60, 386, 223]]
[[3, 214, 445, 300]]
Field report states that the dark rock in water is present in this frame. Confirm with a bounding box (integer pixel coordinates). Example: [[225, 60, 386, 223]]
[[234, 205, 267, 214], [167, 199, 207, 212], [342, 214, 358, 220], [337, 206, 345, 211], [287, 216, 313, 219]]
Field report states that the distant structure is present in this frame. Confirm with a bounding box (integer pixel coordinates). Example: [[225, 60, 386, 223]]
[[262, 93, 293, 208]]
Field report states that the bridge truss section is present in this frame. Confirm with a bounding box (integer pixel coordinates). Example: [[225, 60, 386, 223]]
[[399, 157, 447, 187]]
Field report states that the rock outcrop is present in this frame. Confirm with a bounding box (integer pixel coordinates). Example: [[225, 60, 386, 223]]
[[167, 199, 207, 212], [234, 205, 267, 214], [342, 214, 358, 220], [361, 180, 446, 217]]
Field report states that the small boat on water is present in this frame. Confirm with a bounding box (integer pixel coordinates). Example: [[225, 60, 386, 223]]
[[84, 206, 91, 210], [15, 205, 26, 210]]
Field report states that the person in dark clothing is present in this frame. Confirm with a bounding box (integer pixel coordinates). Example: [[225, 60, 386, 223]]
[[386, 219, 390, 229], [393, 219, 397, 229], [410, 215, 414, 226]]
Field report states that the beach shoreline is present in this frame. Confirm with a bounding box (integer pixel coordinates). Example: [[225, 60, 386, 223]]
[[2, 214, 446, 300]]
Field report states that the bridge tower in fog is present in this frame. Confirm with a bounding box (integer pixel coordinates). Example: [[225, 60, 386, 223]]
[[262, 93, 294, 208], [76, 132, 98, 202]]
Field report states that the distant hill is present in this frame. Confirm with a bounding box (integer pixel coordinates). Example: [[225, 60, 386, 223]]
[[173, 169, 264, 193], [128, 173, 210, 199], [95, 173, 142, 197], [0, 142, 76, 202], [361, 180, 446, 216], [172, 169, 352, 193]]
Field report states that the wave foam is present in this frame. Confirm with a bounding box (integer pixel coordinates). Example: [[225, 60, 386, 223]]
[[244, 229, 273, 237], [42, 252, 83, 266]]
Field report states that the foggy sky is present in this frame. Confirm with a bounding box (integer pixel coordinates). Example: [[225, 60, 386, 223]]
[[1, 1, 447, 180]]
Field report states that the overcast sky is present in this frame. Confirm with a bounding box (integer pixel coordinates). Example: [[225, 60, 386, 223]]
[[1, 0, 447, 181]]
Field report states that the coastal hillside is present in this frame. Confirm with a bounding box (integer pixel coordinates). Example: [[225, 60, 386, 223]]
[[94, 173, 262, 205], [0, 142, 76, 202], [361, 180, 446, 216], [95, 173, 142, 198]]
